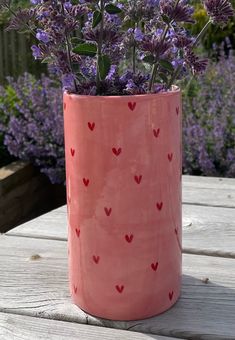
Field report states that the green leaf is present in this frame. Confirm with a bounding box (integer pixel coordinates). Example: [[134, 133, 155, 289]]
[[159, 59, 174, 73], [98, 55, 111, 80], [158, 72, 168, 84], [73, 43, 97, 57], [92, 10, 102, 28], [105, 4, 122, 14], [71, 37, 84, 44], [143, 55, 155, 65]]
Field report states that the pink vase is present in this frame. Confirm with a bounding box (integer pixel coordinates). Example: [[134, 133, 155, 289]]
[[63, 89, 182, 321]]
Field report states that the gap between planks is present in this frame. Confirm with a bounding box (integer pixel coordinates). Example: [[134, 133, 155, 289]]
[[4, 233, 235, 259], [0, 312, 180, 340], [1, 235, 235, 339]]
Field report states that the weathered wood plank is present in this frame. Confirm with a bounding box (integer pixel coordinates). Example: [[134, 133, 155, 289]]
[[0, 234, 235, 339], [0, 313, 178, 340], [7, 203, 235, 258], [183, 175, 235, 208]]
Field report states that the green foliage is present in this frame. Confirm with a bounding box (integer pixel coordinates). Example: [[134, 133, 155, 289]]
[[0, 0, 29, 24], [188, 1, 235, 52], [0, 85, 19, 167]]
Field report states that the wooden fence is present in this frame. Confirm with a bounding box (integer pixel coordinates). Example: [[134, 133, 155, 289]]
[[0, 26, 45, 84]]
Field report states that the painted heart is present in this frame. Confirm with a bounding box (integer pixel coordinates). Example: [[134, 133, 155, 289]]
[[83, 178, 90, 187], [93, 255, 100, 264], [75, 228, 80, 238], [134, 175, 142, 184], [112, 147, 122, 156], [156, 202, 163, 211], [128, 102, 136, 111], [74, 285, 78, 295], [116, 285, 124, 293], [70, 148, 75, 157], [104, 207, 112, 217], [151, 262, 159, 272], [153, 128, 160, 138], [64, 102, 67, 111], [125, 234, 134, 243], [176, 106, 179, 115], [88, 122, 95, 131], [169, 291, 174, 301], [168, 153, 173, 162]]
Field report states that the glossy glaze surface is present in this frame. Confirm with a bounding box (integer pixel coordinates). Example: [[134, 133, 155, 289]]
[[63, 91, 182, 321]]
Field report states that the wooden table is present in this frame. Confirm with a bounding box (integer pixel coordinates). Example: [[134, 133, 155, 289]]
[[1, 175, 235, 340]]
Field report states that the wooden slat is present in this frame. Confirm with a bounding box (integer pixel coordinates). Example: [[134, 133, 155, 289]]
[[1, 234, 235, 339], [7, 203, 235, 258], [183, 175, 235, 208], [0, 313, 178, 340]]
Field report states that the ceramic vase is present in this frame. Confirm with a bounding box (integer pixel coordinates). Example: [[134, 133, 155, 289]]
[[63, 89, 182, 321]]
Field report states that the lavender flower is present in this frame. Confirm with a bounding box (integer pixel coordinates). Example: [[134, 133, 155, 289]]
[[0, 73, 65, 184], [183, 53, 235, 177], [204, 0, 234, 25], [1, 0, 234, 95]]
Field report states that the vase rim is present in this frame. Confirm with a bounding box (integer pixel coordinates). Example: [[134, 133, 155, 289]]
[[64, 85, 180, 100]]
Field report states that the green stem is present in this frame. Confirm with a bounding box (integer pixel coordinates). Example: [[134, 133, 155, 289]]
[[62, 4, 79, 92], [193, 20, 211, 48], [96, 0, 105, 95], [148, 23, 170, 92], [167, 19, 212, 90]]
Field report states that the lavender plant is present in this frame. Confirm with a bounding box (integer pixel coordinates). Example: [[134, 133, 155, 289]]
[[183, 53, 235, 177], [0, 0, 233, 95], [0, 73, 65, 183]]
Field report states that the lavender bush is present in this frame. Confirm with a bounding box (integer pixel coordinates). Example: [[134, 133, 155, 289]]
[[183, 53, 235, 177], [0, 0, 233, 95], [0, 73, 65, 183]]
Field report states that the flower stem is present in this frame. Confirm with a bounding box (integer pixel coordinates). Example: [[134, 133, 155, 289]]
[[148, 23, 170, 92], [62, 4, 79, 92], [96, 0, 105, 95], [167, 19, 212, 90], [193, 19, 212, 48]]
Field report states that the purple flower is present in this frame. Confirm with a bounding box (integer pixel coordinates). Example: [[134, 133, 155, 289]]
[[204, 0, 234, 25], [31, 45, 42, 59], [36, 29, 50, 43]]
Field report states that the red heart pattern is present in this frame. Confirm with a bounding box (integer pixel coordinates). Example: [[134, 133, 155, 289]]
[[74, 285, 78, 295], [83, 178, 90, 187], [70, 148, 75, 157], [128, 102, 136, 111], [88, 122, 95, 131], [168, 153, 173, 162], [112, 147, 122, 156], [153, 128, 160, 138], [116, 285, 124, 293], [125, 234, 134, 243], [68, 98, 181, 308], [151, 262, 159, 272], [156, 202, 163, 211], [104, 207, 112, 217], [169, 291, 174, 301], [134, 175, 142, 184], [93, 255, 100, 264]]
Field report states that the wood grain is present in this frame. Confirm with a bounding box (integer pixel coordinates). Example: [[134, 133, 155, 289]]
[[7, 203, 235, 258], [1, 234, 235, 339], [183, 175, 235, 208], [0, 313, 178, 340]]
